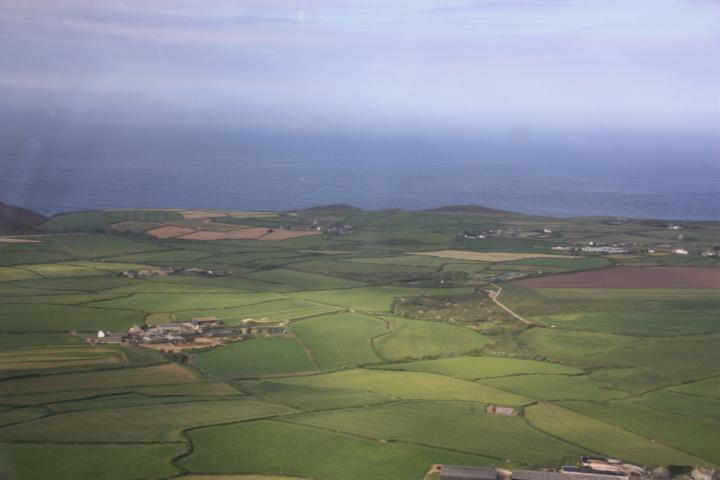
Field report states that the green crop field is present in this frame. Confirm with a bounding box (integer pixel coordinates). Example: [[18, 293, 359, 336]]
[[2, 206, 720, 479]]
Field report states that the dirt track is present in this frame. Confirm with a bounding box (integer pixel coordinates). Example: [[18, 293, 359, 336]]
[[514, 266, 720, 289]]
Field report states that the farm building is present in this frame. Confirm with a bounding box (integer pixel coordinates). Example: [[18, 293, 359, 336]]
[[579, 457, 645, 477], [190, 317, 220, 328], [512, 469, 628, 480], [441, 465, 498, 480], [691, 468, 717, 480], [485, 404, 520, 416]]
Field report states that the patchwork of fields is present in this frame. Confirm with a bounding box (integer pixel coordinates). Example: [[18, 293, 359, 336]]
[[0, 207, 719, 480]]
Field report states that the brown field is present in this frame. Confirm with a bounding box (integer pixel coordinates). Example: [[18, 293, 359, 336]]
[[260, 229, 321, 240], [146, 225, 196, 239], [179, 228, 271, 240], [414, 250, 574, 262], [111, 221, 164, 233], [514, 266, 720, 289]]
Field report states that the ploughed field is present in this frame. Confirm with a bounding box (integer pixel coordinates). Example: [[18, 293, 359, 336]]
[[0, 207, 719, 480]]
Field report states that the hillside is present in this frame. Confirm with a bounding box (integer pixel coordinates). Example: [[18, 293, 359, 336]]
[[0, 201, 46, 230]]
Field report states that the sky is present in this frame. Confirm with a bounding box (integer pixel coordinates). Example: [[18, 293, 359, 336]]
[[1, 0, 719, 134]]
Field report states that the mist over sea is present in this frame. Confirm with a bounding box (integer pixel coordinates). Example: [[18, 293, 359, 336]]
[[3, 126, 719, 220]]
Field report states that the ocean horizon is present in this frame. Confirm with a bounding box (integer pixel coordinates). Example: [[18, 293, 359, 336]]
[[3, 127, 719, 221]]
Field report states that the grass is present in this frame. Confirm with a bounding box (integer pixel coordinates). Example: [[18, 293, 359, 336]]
[[0, 267, 39, 281], [290, 313, 386, 370], [289, 286, 474, 312], [414, 250, 569, 262], [0, 398, 296, 442], [524, 402, 702, 466], [48, 392, 245, 412], [289, 400, 583, 466], [519, 328, 636, 360], [0, 345, 127, 372], [0, 303, 145, 332], [635, 390, 720, 423], [0, 406, 48, 427], [559, 400, 720, 464], [172, 298, 342, 325], [192, 337, 317, 378], [181, 420, 499, 480], [243, 381, 392, 410], [530, 310, 720, 336], [246, 268, 364, 290], [0, 442, 184, 480], [375, 316, 491, 360], [89, 292, 285, 312], [670, 376, 720, 400], [276, 368, 530, 406], [382, 356, 582, 380], [480, 374, 627, 401], [0, 363, 201, 397], [505, 257, 611, 270]]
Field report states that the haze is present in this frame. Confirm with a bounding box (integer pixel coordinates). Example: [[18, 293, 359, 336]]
[[1, 0, 719, 132]]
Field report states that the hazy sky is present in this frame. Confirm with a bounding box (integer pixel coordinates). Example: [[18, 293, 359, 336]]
[[1, 0, 719, 133]]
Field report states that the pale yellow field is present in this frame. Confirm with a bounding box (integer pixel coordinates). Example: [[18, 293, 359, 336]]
[[0, 237, 42, 243], [413, 250, 575, 262]]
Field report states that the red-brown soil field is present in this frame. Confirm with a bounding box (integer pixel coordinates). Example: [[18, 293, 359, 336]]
[[514, 266, 720, 289]]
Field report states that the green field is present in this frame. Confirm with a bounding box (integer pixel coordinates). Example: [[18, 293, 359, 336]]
[[192, 337, 318, 378], [173, 298, 342, 325], [181, 420, 499, 480], [290, 313, 386, 370], [0, 442, 185, 480], [289, 400, 583, 465], [382, 356, 582, 380], [276, 368, 531, 405], [375, 316, 491, 360], [2, 206, 720, 477], [0, 398, 296, 442]]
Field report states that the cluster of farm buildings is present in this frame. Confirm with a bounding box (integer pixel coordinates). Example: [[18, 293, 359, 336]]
[[118, 267, 228, 279], [437, 458, 717, 480], [457, 228, 553, 240], [95, 318, 285, 346]]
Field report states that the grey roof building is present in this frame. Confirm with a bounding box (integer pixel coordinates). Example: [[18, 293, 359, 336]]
[[441, 466, 498, 480]]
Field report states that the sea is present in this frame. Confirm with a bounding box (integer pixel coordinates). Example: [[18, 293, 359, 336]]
[[2, 126, 719, 220]]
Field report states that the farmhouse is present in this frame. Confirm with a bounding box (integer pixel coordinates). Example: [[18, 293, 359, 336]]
[[190, 317, 221, 328], [671, 248, 689, 255], [441, 465, 498, 480]]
